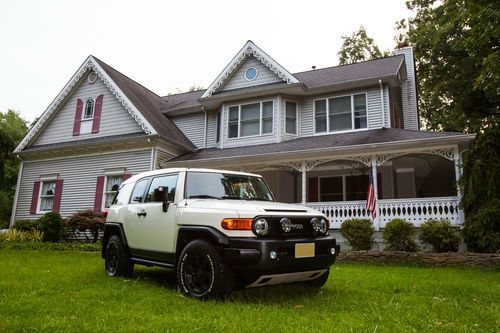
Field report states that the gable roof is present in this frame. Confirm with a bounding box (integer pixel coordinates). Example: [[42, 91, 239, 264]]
[[201, 40, 299, 98], [15, 56, 196, 153]]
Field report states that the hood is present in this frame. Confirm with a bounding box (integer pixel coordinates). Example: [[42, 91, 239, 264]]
[[182, 199, 321, 215]]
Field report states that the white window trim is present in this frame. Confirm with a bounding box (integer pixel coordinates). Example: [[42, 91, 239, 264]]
[[82, 97, 95, 121], [244, 67, 259, 81], [227, 100, 274, 139], [313, 92, 369, 134], [102, 168, 126, 210], [37, 175, 58, 214], [284, 100, 298, 135]]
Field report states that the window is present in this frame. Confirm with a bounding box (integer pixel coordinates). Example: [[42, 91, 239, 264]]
[[112, 183, 133, 206], [39, 180, 56, 211], [83, 98, 94, 120], [315, 93, 367, 133], [216, 111, 221, 143], [319, 177, 343, 201], [227, 101, 273, 138], [244, 67, 258, 81], [285, 101, 297, 134], [318, 174, 373, 202], [104, 176, 123, 208], [129, 178, 150, 203], [145, 174, 178, 202]]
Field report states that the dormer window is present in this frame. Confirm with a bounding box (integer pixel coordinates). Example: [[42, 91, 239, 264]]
[[83, 98, 94, 120], [228, 101, 273, 138], [244, 67, 258, 81], [314, 93, 367, 133]]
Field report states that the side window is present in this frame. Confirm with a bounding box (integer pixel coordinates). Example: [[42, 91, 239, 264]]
[[112, 183, 133, 206], [145, 174, 178, 203], [129, 178, 150, 203]]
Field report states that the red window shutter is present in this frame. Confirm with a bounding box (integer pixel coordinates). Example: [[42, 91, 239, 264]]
[[92, 94, 104, 133], [94, 176, 105, 211], [53, 179, 64, 213], [30, 181, 41, 214], [308, 177, 318, 202], [122, 173, 132, 181], [73, 99, 83, 136]]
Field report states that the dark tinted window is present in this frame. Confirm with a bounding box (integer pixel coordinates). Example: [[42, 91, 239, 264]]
[[129, 178, 149, 203]]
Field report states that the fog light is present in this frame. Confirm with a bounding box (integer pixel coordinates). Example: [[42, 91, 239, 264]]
[[330, 247, 336, 255], [270, 251, 277, 260]]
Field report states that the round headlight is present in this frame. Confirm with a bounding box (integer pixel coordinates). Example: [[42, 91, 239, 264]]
[[280, 218, 292, 233], [254, 218, 269, 236], [319, 218, 328, 234], [311, 217, 321, 232]]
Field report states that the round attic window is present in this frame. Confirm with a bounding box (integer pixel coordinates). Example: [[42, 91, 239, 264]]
[[87, 72, 98, 84], [244, 67, 258, 81]]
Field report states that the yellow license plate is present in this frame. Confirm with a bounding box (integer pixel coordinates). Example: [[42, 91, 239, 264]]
[[295, 243, 315, 258]]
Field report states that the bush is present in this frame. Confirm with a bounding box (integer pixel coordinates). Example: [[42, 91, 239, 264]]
[[419, 219, 460, 252], [340, 218, 374, 251], [463, 199, 500, 253], [383, 218, 418, 252], [39, 212, 64, 242], [65, 210, 105, 243], [0, 229, 43, 242], [13, 219, 41, 232]]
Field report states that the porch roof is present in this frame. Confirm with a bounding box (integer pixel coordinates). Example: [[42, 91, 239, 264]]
[[167, 128, 474, 165]]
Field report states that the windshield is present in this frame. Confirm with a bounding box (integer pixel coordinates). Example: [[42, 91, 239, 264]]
[[185, 171, 275, 201]]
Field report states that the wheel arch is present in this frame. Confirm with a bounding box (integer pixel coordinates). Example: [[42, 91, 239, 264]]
[[102, 223, 129, 258], [175, 226, 229, 264]]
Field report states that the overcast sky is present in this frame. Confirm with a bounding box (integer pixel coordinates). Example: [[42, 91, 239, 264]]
[[0, 0, 412, 122]]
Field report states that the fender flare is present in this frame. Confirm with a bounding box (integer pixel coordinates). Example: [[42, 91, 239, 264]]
[[102, 222, 129, 258]]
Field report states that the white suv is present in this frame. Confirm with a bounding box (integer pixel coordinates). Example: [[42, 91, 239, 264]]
[[102, 168, 339, 299]]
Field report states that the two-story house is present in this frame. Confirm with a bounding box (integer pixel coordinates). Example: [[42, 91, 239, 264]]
[[11, 41, 474, 229]]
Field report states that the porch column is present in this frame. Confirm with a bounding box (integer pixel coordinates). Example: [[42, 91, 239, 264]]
[[371, 156, 380, 231], [453, 146, 465, 223], [301, 161, 307, 205]]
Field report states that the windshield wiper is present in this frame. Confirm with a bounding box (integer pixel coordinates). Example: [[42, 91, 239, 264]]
[[221, 196, 243, 200], [188, 195, 221, 199]]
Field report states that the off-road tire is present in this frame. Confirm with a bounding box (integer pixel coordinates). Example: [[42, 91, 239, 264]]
[[177, 239, 234, 300], [104, 235, 134, 277]]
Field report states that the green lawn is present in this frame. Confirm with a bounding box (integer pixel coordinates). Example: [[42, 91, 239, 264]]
[[0, 249, 498, 332]]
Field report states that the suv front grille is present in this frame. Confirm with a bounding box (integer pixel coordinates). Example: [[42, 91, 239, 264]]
[[257, 216, 325, 238]]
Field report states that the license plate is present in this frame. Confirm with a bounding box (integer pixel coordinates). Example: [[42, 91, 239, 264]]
[[295, 243, 315, 258]]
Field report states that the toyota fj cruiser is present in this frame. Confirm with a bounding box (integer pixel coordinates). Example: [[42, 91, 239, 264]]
[[102, 168, 339, 299]]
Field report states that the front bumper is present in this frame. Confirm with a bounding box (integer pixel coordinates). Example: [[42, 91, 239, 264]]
[[223, 235, 339, 278]]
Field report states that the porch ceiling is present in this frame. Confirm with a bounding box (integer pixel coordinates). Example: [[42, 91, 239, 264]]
[[165, 128, 474, 167]]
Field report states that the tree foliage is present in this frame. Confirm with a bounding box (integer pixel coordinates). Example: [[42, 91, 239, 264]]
[[460, 121, 500, 252], [338, 26, 387, 65], [406, 0, 499, 133], [0, 110, 28, 227]]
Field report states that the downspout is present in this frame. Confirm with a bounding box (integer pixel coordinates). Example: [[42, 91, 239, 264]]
[[202, 106, 207, 148], [9, 155, 24, 227], [148, 138, 155, 171], [379, 79, 385, 128]]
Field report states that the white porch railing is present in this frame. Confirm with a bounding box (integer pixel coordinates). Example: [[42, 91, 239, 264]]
[[306, 196, 461, 229]]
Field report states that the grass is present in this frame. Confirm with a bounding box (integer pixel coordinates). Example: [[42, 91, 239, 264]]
[[0, 249, 498, 332]]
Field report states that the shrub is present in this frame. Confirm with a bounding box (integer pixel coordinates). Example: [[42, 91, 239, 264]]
[[13, 219, 41, 232], [39, 212, 64, 242], [65, 210, 105, 243], [340, 218, 374, 251], [383, 218, 418, 252], [0, 229, 43, 242], [463, 199, 500, 253], [419, 219, 460, 252]]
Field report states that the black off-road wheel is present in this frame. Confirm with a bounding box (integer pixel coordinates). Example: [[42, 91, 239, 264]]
[[306, 268, 330, 288], [104, 235, 134, 277], [177, 239, 234, 300]]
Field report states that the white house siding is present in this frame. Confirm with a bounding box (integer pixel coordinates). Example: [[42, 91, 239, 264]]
[[300, 87, 389, 136], [218, 56, 283, 93], [395, 47, 419, 130], [171, 113, 205, 148], [32, 72, 143, 146], [14, 149, 151, 221], [154, 148, 175, 169], [221, 96, 280, 148], [280, 96, 300, 142], [206, 112, 218, 148]]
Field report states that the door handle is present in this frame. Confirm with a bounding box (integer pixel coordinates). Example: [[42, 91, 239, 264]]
[[137, 210, 147, 217]]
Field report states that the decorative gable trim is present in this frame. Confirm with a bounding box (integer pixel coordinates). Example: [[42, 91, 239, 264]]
[[15, 56, 157, 152], [201, 40, 299, 98]]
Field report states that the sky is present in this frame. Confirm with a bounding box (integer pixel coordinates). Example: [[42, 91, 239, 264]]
[[0, 0, 412, 122]]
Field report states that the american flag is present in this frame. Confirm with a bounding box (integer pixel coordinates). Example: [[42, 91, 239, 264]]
[[366, 173, 377, 218]]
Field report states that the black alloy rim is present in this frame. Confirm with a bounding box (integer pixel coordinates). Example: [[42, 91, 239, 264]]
[[106, 242, 119, 275], [183, 253, 213, 296]]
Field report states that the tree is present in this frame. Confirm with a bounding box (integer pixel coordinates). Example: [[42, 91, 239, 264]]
[[0, 110, 28, 227], [405, 0, 499, 133], [338, 26, 386, 65]]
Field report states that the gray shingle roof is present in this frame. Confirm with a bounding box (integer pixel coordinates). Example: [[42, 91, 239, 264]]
[[161, 90, 205, 110], [170, 128, 467, 162], [94, 57, 197, 151]]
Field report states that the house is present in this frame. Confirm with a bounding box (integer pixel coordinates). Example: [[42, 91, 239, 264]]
[[10, 41, 474, 230]]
